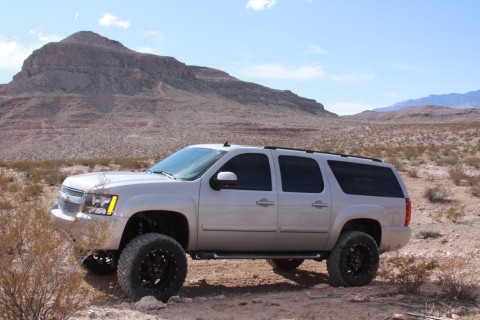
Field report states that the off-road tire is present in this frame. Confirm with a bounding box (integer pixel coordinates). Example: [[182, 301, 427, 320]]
[[327, 231, 379, 287], [117, 233, 187, 302], [267, 258, 304, 271], [82, 253, 117, 276]]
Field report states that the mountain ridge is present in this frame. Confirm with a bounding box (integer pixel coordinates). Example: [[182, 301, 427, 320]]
[[375, 89, 480, 112]]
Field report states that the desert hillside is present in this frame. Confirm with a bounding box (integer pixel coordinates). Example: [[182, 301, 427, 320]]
[[346, 105, 480, 122]]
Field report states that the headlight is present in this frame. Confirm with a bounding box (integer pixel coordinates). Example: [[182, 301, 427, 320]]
[[83, 194, 118, 216]]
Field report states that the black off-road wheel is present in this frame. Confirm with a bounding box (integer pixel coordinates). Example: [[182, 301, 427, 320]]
[[327, 231, 379, 287], [117, 233, 187, 302], [267, 258, 305, 271], [82, 252, 117, 276]]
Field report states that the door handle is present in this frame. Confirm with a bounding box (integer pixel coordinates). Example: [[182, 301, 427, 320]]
[[256, 198, 275, 206], [312, 200, 329, 208]]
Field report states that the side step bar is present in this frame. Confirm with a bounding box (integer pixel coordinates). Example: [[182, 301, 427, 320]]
[[192, 252, 325, 260]]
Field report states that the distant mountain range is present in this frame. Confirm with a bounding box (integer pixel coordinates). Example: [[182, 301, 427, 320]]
[[375, 90, 480, 112]]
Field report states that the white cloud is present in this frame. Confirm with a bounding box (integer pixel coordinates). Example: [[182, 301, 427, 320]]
[[74, 12, 79, 23], [309, 43, 327, 55], [29, 29, 62, 42], [246, 0, 277, 11], [240, 63, 325, 80], [327, 101, 372, 116], [136, 46, 155, 54], [331, 69, 375, 82], [0, 40, 27, 70], [99, 13, 131, 29]]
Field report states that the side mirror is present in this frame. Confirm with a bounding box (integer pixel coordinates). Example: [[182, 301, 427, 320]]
[[210, 171, 237, 191]]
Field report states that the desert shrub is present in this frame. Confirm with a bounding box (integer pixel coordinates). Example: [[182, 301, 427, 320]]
[[436, 206, 466, 223], [436, 257, 479, 301], [448, 166, 469, 186], [424, 185, 451, 203], [465, 156, 480, 168], [435, 156, 458, 167], [378, 254, 437, 294], [407, 168, 418, 178], [471, 186, 480, 198], [0, 175, 109, 319]]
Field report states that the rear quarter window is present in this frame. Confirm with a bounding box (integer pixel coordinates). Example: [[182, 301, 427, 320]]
[[327, 160, 404, 198]]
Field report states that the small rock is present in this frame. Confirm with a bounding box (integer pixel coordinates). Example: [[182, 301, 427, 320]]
[[350, 294, 371, 302], [451, 314, 461, 320], [389, 314, 410, 320], [312, 284, 329, 290], [239, 301, 248, 306], [252, 298, 263, 304], [168, 295, 182, 303], [266, 301, 280, 306], [213, 294, 226, 300], [87, 309, 96, 319], [183, 297, 193, 303], [134, 296, 166, 310], [118, 302, 131, 309]]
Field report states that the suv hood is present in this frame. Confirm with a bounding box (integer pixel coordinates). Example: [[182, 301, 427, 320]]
[[62, 171, 172, 192]]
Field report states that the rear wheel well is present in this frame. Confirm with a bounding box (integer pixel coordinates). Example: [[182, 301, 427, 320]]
[[340, 219, 381, 247], [120, 211, 189, 251]]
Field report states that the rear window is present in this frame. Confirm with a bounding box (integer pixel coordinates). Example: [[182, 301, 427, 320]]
[[328, 160, 404, 198]]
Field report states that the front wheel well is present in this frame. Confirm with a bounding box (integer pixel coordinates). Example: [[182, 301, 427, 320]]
[[120, 211, 189, 250], [340, 219, 381, 247]]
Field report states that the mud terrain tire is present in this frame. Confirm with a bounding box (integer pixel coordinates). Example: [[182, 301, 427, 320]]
[[117, 233, 187, 302], [327, 231, 379, 287]]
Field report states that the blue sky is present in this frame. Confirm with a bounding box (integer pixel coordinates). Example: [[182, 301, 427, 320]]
[[1, 0, 479, 115]]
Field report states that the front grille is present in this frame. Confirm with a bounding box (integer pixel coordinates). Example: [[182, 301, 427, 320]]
[[58, 185, 85, 215], [58, 197, 82, 215], [61, 186, 84, 197]]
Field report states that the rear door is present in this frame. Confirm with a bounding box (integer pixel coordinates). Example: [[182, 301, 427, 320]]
[[273, 152, 332, 251]]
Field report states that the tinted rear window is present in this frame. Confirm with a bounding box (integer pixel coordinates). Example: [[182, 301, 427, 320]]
[[328, 160, 404, 198], [279, 156, 324, 193]]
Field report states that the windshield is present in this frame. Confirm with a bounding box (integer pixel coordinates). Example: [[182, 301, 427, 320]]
[[148, 147, 227, 181]]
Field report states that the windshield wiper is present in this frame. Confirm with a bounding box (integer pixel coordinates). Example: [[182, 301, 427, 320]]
[[152, 170, 177, 180]]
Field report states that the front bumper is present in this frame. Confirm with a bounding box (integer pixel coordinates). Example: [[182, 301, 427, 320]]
[[51, 204, 127, 250]]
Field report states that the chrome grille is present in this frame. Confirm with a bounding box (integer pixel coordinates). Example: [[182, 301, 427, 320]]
[[58, 185, 85, 215], [61, 186, 84, 197], [58, 197, 82, 215]]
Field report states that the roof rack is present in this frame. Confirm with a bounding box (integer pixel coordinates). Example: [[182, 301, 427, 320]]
[[263, 146, 383, 162]]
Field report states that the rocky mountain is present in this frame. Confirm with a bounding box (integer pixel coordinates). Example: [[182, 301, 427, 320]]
[[346, 105, 480, 122], [1, 31, 331, 115], [375, 90, 480, 112], [0, 31, 336, 161]]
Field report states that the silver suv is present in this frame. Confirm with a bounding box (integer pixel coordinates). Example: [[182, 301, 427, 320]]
[[51, 143, 412, 301]]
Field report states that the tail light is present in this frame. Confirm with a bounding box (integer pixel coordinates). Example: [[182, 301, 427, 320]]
[[405, 198, 412, 226]]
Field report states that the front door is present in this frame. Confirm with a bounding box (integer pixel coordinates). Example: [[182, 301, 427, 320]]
[[197, 151, 278, 251]]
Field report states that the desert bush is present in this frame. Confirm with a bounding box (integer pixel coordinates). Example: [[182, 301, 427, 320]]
[[436, 257, 479, 301], [436, 206, 466, 223], [424, 185, 451, 203], [435, 156, 458, 167], [465, 156, 480, 168], [378, 254, 437, 294], [448, 166, 469, 186], [407, 168, 418, 178], [0, 174, 109, 319], [471, 186, 480, 198]]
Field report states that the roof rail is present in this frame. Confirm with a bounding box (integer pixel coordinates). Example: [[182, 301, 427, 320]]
[[263, 146, 383, 162]]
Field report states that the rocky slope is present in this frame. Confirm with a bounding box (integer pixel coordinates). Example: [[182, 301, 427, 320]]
[[0, 31, 337, 161], [346, 105, 480, 122]]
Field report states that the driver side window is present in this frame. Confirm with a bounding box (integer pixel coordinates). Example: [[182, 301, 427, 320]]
[[218, 153, 272, 191]]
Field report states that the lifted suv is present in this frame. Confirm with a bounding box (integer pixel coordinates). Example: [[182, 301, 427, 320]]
[[51, 143, 412, 301]]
